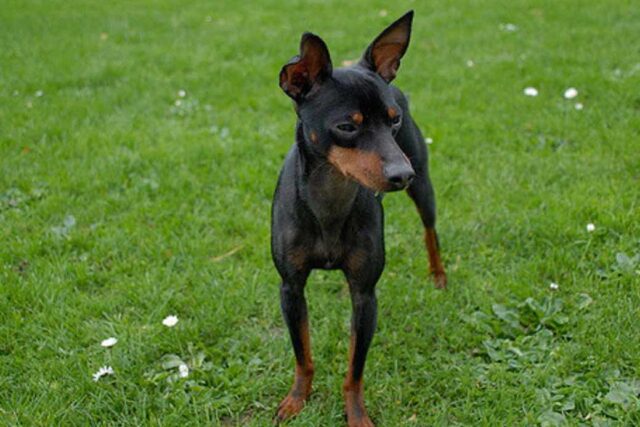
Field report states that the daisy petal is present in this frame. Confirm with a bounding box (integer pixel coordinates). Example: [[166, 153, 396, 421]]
[[178, 363, 189, 378], [500, 23, 518, 32], [564, 87, 578, 99], [162, 315, 179, 327], [101, 337, 118, 348], [92, 365, 114, 382]]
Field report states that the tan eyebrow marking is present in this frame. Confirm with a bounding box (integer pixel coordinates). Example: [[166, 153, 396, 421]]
[[387, 107, 397, 118], [351, 112, 363, 125]]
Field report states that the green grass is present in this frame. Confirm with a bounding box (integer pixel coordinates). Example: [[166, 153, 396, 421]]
[[1, 0, 639, 425]]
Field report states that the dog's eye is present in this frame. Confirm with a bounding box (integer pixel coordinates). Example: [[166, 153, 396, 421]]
[[391, 115, 402, 126], [336, 123, 358, 133]]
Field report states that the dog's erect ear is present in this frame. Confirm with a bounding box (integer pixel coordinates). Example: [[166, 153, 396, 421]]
[[279, 32, 333, 101], [359, 10, 413, 82]]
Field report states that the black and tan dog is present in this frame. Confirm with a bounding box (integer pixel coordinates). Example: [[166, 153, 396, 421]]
[[271, 11, 446, 426]]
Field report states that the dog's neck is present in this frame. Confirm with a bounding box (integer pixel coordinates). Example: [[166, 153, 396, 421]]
[[294, 122, 361, 244]]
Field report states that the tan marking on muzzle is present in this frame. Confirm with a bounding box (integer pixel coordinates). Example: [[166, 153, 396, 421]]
[[327, 146, 387, 192]]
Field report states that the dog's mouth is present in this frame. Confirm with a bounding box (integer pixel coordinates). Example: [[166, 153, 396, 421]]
[[347, 170, 391, 193], [384, 172, 414, 192]]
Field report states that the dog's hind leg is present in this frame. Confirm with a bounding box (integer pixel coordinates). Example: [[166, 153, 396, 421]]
[[407, 175, 447, 289]]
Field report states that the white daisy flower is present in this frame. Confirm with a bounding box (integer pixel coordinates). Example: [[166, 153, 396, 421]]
[[563, 87, 578, 99], [586, 223, 595, 232], [379, 9, 388, 17], [92, 365, 114, 382], [178, 89, 186, 98], [549, 282, 559, 291], [178, 363, 189, 378], [575, 102, 584, 110], [524, 87, 538, 97], [162, 315, 179, 327], [500, 23, 518, 32], [35, 90, 44, 97], [101, 337, 118, 348], [425, 137, 433, 144], [466, 59, 475, 67], [174, 99, 182, 107]]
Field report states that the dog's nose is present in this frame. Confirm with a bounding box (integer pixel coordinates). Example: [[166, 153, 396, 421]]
[[384, 165, 415, 190]]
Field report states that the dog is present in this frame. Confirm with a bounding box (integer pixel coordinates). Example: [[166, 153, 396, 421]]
[[271, 10, 446, 426]]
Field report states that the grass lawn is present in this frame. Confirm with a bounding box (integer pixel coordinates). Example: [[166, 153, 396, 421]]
[[1, 0, 639, 425]]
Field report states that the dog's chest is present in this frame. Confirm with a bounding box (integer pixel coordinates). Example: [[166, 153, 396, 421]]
[[303, 170, 359, 268], [310, 220, 346, 268]]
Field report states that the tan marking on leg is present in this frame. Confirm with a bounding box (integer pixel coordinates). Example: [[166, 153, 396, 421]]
[[345, 248, 368, 273], [292, 319, 314, 397], [425, 228, 447, 289], [287, 247, 308, 270], [276, 319, 314, 421], [343, 332, 374, 427], [298, 320, 313, 380]]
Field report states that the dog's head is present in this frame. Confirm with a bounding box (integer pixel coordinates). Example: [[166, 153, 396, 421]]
[[279, 11, 416, 192]]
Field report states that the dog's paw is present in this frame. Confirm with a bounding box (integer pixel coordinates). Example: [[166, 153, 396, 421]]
[[344, 390, 375, 427], [347, 414, 375, 427], [433, 270, 447, 290], [275, 394, 305, 422]]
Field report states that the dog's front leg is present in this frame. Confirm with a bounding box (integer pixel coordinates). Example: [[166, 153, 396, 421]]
[[276, 268, 314, 422], [342, 249, 384, 427]]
